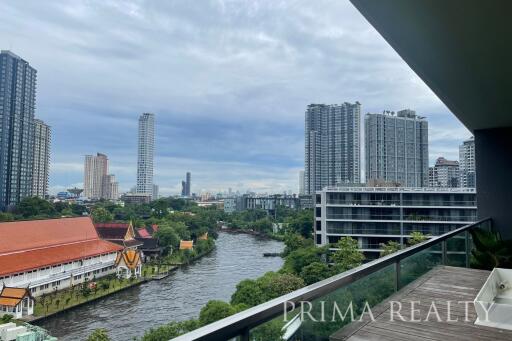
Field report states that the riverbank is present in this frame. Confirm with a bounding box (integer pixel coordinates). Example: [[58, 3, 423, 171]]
[[30, 239, 216, 325], [37, 232, 284, 341], [221, 226, 285, 241]]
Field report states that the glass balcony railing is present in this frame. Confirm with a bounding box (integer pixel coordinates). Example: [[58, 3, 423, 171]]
[[326, 199, 476, 207], [171, 218, 492, 341], [326, 213, 477, 222]]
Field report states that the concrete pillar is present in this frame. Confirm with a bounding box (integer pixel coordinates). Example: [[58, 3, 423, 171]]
[[475, 127, 512, 240]]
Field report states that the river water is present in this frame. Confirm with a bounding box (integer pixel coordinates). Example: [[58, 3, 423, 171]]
[[39, 232, 284, 341]]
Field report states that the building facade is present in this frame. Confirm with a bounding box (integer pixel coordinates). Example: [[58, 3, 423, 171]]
[[365, 110, 429, 187], [459, 137, 476, 188], [429, 157, 460, 188], [32, 119, 51, 198], [83, 153, 108, 199], [315, 187, 477, 258], [0, 51, 37, 210], [136, 113, 155, 198], [299, 170, 305, 195], [304, 102, 361, 195], [0, 217, 123, 297], [102, 174, 119, 200]]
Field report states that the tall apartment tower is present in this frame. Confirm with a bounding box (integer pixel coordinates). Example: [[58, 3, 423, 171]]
[[459, 137, 476, 188], [299, 170, 305, 195], [429, 157, 459, 187], [136, 113, 155, 198], [0, 51, 37, 209], [186, 172, 191, 196], [32, 119, 51, 198], [304, 102, 361, 195], [84, 153, 109, 199], [103, 174, 119, 200], [365, 109, 429, 187]]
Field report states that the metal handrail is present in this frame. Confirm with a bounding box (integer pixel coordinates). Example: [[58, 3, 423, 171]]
[[171, 217, 490, 341]]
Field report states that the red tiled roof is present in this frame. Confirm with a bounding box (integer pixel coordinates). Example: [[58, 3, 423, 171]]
[[94, 223, 130, 229], [0, 239, 123, 276], [137, 228, 151, 238], [0, 217, 123, 277], [0, 217, 98, 255], [151, 224, 159, 232]]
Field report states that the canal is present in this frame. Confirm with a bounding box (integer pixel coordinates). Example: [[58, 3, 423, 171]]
[[39, 232, 284, 340]]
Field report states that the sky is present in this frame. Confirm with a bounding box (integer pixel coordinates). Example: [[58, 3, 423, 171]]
[[0, 0, 472, 196]]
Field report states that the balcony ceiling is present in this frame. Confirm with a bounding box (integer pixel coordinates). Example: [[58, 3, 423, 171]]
[[350, 0, 512, 131]]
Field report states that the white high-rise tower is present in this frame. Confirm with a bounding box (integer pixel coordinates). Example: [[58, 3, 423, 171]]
[[136, 113, 155, 198]]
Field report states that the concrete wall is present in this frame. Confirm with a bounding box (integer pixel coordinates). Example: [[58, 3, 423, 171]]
[[475, 127, 512, 240]]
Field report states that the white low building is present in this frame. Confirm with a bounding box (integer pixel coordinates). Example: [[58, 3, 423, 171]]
[[0, 217, 124, 298]]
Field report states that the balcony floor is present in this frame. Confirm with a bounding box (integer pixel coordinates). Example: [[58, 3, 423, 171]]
[[331, 266, 512, 341]]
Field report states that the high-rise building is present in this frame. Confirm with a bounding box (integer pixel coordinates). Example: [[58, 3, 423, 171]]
[[365, 109, 429, 187], [102, 174, 119, 200], [181, 181, 187, 197], [186, 172, 191, 196], [459, 137, 476, 188], [32, 119, 51, 198], [152, 184, 159, 200], [304, 102, 361, 195], [136, 113, 155, 198], [429, 157, 459, 188], [0, 51, 37, 209], [83, 153, 108, 199], [299, 170, 305, 195]]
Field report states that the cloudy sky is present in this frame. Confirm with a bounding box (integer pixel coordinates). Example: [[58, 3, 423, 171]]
[[0, 0, 471, 196]]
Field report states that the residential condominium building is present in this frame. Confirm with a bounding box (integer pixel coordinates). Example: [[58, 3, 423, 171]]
[[136, 112, 155, 198], [304, 102, 361, 195], [429, 157, 460, 188], [0, 51, 37, 210], [459, 136, 476, 188], [84, 153, 108, 199], [365, 110, 429, 187], [32, 119, 51, 198], [315, 187, 477, 258]]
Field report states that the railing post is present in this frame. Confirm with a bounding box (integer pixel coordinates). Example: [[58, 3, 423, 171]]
[[394, 260, 401, 292], [441, 240, 447, 265], [465, 230, 471, 268], [240, 327, 250, 341]]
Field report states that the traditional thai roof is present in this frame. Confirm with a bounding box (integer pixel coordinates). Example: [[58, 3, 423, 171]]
[[198, 232, 208, 240], [136, 227, 151, 238], [179, 240, 194, 250], [115, 250, 141, 270], [0, 287, 33, 307], [95, 221, 142, 249], [0, 217, 123, 277], [151, 224, 159, 233]]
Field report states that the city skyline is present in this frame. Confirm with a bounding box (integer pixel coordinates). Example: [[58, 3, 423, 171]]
[[0, 1, 472, 196]]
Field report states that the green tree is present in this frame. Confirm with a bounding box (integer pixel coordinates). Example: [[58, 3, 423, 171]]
[[90, 207, 113, 223], [141, 320, 199, 341], [282, 233, 313, 256], [285, 209, 313, 237], [407, 231, 429, 246], [199, 300, 237, 326], [16, 196, 56, 218], [154, 224, 180, 253], [300, 262, 330, 285], [230, 279, 266, 307], [87, 329, 111, 341], [331, 237, 365, 273], [0, 212, 14, 222], [380, 240, 401, 256], [282, 246, 327, 274]]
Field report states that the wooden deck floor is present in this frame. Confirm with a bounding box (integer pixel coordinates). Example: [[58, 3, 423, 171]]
[[331, 266, 512, 341]]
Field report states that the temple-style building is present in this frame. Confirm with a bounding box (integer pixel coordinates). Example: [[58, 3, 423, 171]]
[[0, 217, 123, 297], [115, 250, 142, 279], [94, 222, 143, 249], [0, 287, 34, 319]]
